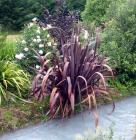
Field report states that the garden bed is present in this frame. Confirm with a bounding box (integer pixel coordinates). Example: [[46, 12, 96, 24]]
[[0, 89, 134, 135], [0, 99, 49, 134]]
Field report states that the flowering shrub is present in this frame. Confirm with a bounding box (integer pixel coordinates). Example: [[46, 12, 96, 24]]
[[15, 21, 58, 73]]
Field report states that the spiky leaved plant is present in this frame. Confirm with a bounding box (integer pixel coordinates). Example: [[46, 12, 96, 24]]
[[0, 61, 30, 105], [31, 27, 114, 126]]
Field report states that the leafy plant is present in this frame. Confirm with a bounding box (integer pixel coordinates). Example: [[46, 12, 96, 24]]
[[101, 0, 136, 85], [40, 7, 79, 44], [0, 61, 30, 105], [31, 27, 114, 126], [15, 22, 58, 73], [82, 0, 115, 26]]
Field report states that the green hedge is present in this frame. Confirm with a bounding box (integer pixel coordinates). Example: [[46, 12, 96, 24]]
[[101, 0, 136, 85], [82, 0, 114, 25]]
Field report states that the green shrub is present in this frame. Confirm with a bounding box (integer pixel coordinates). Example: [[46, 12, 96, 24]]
[[0, 61, 30, 105], [101, 0, 136, 85], [15, 22, 57, 73], [82, 0, 114, 26]]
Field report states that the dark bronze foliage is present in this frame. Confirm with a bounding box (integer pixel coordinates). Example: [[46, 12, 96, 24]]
[[31, 27, 114, 126], [39, 7, 79, 44]]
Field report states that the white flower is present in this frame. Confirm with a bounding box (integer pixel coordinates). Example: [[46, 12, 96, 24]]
[[54, 42, 57, 46], [47, 34, 50, 38], [33, 38, 37, 42], [43, 28, 46, 31], [39, 50, 43, 55], [20, 53, 25, 58], [37, 35, 40, 39], [22, 40, 26, 44], [52, 45, 56, 49], [36, 29, 40, 34], [37, 38, 41, 43], [24, 47, 29, 52], [39, 44, 44, 48], [83, 29, 89, 39], [36, 65, 40, 69], [15, 54, 21, 60], [15, 53, 25, 60], [40, 75, 44, 79], [46, 24, 52, 29], [47, 42, 52, 46], [28, 22, 33, 28], [32, 17, 37, 22]]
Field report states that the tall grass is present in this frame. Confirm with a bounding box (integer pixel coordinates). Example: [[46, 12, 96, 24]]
[[0, 61, 30, 105], [0, 31, 30, 105], [0, 40, 17, 60]]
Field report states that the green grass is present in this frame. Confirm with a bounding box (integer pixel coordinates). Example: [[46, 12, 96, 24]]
[[0, 40, 17, 60]]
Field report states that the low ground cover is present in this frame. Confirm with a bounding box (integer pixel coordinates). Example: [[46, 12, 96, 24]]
[[0, 98, 49, 134]]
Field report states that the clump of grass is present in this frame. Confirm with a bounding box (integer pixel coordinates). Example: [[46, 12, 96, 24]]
[[0, 61, 30, 105], [0, 40, 17, 60]]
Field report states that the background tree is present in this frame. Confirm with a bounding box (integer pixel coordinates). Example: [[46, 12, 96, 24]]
[[0, 0, 55, 31], [0, 0, 87, 31]]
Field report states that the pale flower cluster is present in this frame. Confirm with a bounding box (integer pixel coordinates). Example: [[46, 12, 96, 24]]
[[83, 29, 89, 39], [24, 47, 29, 52], [39, 50, 43, 55], [22, 40, 26, 44], [32, 17, 37, 22], [47, 42, 52, 46], [39, 44, 44, 48], [28, 22, 34, 28], [35, 65, 40, 69], [15, 53, 25, 60], [15, 20, 57, 70]]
